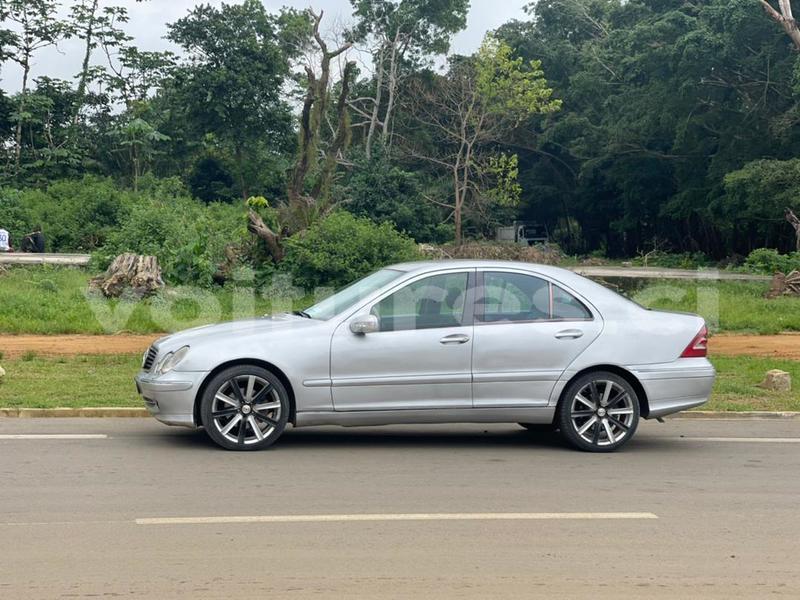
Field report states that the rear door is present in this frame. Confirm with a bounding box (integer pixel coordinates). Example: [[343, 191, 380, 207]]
[[471, 269, 602, 407]]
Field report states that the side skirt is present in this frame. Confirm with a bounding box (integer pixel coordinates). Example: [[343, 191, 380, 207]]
[[295, 407, 556, 428]]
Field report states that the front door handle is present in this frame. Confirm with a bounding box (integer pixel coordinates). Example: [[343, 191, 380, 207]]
[[440, 334, 470, 345], [555, 329, 584, 340]]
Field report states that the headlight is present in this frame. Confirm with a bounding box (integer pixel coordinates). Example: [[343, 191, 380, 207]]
[[157, 346, 190, 375]]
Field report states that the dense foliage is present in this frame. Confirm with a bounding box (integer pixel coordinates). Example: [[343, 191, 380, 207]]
[[283, 211, 419, 289], [496, 0, 800, 257], [2, 0, 800, 287]]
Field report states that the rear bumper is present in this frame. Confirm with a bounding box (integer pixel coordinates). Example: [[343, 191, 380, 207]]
[[134, 370, 207, 429], [630, 359, 715, 419]]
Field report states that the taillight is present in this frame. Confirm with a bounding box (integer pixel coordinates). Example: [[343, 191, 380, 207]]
[[680, 325, 708, 358]]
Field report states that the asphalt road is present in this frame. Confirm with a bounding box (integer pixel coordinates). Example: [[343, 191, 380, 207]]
[[1, 418, 799, 599]]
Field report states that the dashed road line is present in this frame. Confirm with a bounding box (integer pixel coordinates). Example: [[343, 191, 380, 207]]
[[135, 512, 659, 525]]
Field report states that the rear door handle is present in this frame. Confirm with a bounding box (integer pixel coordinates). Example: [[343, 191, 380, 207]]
[[555, 329, 584, 340], [440, 334, 470, 345]]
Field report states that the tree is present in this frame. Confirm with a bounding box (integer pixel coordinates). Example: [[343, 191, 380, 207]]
[[491, 0, 800, 257], [409, 37, 560, 244], [66, 1, 130, 145], [248, 9, 357, 263], [349, 0, 469, 158], [1, 0, 67, 175], [166, 0, 300, 200], [722, 159, 800, 252], [761, 0, 800, 50], [113, 113, 169, 191], [786, 208, 800, 252]]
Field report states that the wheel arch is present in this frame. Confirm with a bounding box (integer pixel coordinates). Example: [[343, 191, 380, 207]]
[[557, 365, 650, 418], [194, 359, 297, 427]]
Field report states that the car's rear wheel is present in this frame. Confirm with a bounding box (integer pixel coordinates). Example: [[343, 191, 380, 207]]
[[200, 365, 289, 451], [557, 372, 639, 452]]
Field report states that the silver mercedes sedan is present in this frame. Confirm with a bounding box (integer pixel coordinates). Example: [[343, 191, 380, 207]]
[[135, 260, 715, 452]]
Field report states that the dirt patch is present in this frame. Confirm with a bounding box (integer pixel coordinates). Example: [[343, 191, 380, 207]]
[[711, 334, 800, 361], [0, 332, 798, 361], [0, 334, 162, 359]]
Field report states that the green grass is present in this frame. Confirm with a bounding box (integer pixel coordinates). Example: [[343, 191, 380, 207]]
[[705, 356, 800, 412], [0, 354, 142, 408], [0, 266, 313, 334], [631, 281, 800, 334], [0, 353, 796, 411], [1, 266, 799, 335]]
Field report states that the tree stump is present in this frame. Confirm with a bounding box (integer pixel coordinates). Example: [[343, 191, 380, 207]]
[[90, 253, 165, 299], [758, 370, 792, 392], [764, 270, 800, 299], [786, 270, 800, 296]]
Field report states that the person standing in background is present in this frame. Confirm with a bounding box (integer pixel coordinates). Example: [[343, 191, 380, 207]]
[[21, 225, 45, 253], [0, 228, 11, 252]]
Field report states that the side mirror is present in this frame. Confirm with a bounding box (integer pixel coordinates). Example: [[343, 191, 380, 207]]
[[349, 314, 379, 335]]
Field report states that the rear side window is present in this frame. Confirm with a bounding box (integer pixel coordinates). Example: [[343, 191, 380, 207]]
[[552, 285, 592, 320], [478, 272, 550, 322], [477, 272, 592, 323]]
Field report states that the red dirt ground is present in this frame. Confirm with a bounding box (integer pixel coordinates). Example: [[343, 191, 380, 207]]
[[0, 332, 798, 360], [0, 334, 160, 359]]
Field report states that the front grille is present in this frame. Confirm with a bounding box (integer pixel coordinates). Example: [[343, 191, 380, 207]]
[[142, 346, 158, 371]]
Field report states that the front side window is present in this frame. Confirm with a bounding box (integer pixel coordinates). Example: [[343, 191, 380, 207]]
[[372, 272, 469, 331], [477, 272, 591, 322]]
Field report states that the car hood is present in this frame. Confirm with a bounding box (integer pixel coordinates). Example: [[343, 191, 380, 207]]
[[154, 313, 319, 352]]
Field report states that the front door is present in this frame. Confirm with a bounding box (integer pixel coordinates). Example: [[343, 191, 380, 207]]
[[331, 270, 475, 411], [472, 270, 602, 407]]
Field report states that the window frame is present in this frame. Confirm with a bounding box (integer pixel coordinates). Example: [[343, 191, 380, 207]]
[[475, 270, 594, 325], [365, 269, 478, 333]]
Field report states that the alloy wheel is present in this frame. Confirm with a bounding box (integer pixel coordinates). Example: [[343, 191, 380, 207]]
[[569, 380, 635, 448], [211, 375, 282, 447]]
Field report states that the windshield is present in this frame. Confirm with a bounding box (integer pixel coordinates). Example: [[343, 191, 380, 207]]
[[304, 269, 406, 320]]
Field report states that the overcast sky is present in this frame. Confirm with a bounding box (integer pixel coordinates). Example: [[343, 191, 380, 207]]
[[0, 0, 529, 93]]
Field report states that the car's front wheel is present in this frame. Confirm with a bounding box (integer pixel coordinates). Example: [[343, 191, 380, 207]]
[[200, 365, 289, 451], [557, 372, 640, 452]]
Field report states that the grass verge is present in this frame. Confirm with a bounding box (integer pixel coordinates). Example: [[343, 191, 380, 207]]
[[0, 354, 797, 412], [0, 266, 313, 334], [0, 354, 142, 408], [4, 266, 800, 335], [705, 356, 800, 412], [632, 281, 800, 334]]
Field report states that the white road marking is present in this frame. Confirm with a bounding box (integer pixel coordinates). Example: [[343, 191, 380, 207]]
[[684, 437, 800, 443], [0, 434, 107, 440], [136, 512, 659, 526]]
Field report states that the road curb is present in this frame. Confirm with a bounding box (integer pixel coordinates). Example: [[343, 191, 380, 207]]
[[0, 407, 149, 418], [669, 411, 800, 420], [0, 408, 798, 420]]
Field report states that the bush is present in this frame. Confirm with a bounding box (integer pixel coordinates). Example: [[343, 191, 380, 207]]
[[96, 196, 248, 287], [0, 176, 127, 252], [631, 251, 711, 270], [742, 248, 800, 275], [282, 211, 419, 289], [346, 153, 451, 243], [419, 241, 563, 264]]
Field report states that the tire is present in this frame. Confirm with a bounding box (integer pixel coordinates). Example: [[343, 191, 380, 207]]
[[200, 365, 289, 451], [518, 422, 558, 432], [557, 371, 640, 453]]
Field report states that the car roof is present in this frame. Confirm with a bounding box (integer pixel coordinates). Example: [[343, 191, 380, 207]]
[[389, 259, 578, 280], [386, 259, 638, 315]]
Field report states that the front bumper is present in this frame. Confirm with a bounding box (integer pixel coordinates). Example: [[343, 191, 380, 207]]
[[134, 370, 208, 428]]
